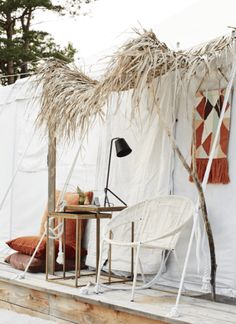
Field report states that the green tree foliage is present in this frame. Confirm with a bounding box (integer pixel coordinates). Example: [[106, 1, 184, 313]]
[[0, 0, 94, 85]]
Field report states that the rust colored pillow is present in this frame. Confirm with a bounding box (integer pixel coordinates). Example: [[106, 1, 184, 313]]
[[6, 236, 47, 259], [4, 252, 83, 273], [62, 218, 87, 251], [5, 252, 45, 273], [39, 190, 80, 236], [39, 190, 88, 254], [5, 236, 85, 260]]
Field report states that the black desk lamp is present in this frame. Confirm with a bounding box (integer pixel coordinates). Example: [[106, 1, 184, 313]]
[[104, 137, 132, 207]]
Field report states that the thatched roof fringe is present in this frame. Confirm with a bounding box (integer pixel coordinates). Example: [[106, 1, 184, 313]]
[[36, 30, 236, 142]]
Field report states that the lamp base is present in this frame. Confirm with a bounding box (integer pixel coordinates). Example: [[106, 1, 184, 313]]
[[104, 188, 127, 207]]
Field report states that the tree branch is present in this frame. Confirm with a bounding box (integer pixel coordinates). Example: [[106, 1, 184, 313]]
[[149, 83, 217, 301]]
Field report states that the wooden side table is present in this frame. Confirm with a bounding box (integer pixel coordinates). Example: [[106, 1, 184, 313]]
[[46, 205, 126, 287]]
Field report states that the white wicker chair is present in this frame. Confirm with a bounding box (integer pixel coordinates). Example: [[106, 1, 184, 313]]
[[95, 195, 195, 301]]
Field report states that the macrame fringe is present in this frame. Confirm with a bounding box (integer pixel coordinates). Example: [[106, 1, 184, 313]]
[[190, 158, 230, 184]]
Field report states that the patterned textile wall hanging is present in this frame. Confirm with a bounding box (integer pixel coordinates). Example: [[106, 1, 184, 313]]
[[191, 89, 231, 184]]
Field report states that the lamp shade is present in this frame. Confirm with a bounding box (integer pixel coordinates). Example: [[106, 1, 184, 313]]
[[115, 138, 132, 157]]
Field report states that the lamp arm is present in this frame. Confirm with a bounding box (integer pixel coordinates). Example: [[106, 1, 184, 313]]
[[104, 137, 119, 206], [105, 137, 119, 190]]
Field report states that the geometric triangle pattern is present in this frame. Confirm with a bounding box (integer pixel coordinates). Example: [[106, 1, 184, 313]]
[[194, 89, 231, 159], [191, 89, 231, 184]]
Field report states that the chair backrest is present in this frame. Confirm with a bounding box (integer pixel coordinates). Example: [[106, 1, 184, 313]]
[[106, 195, 194, 250]]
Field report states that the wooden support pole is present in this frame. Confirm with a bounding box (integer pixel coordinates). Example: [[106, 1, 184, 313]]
[[47, 132, 56, 274]]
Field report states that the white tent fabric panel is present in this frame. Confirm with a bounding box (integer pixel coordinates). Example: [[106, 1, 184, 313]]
[[0, 98, 16, 247], [160, 63, 236, 296], [10, 171, 48, 238], [56, 120, 101, 193], [0, 79, 48, 252], [0, 78, 100, 255], [86, 78, 175, 273]]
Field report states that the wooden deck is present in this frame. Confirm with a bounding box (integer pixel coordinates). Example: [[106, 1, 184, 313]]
[[0, 258, 236, 324]]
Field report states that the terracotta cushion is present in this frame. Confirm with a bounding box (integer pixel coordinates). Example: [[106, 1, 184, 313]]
[[5, 252, 45, 273], [4, 252, 80, 273], [39, 191, 80, 236], [5, 236, 87, 259], [62, 218, 87, 251], [39, 191, 88, 254]]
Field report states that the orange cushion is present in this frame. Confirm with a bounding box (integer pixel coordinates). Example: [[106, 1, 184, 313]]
[[39, 190, 88, 255], [5, 252, 46, 273], [39, 190, 80, 236], [6, 236, 47, 259], [5, 236, 84, 259], [62, 218, 87, 251]]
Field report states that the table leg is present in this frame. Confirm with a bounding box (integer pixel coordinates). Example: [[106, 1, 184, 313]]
[[46, 217, 49, 281], [75, 218, 82, 287], [78, 220, 81, 278], [96, 215, 100, 280], [63, 218, 66, 278], [131, 221, 134, 280], [109, 230, 112, 284]]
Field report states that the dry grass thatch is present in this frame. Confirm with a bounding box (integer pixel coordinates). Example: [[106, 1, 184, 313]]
[[36, 60, 103, 141], [36, 29, 236, 141]]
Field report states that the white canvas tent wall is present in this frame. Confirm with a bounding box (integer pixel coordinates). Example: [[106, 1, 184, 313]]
[[83, 42, 236, 298], [0, 78, 48, 250], [0, 76, 174, 275], [85, 65, 236, 298], [0, 77, 100, 251], [168, 65, 236, 297], [1, 39, 236, 299]]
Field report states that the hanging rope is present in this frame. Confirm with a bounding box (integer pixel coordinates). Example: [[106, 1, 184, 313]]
[[55, 133, 86, 265], [13, 219, 63, 279]]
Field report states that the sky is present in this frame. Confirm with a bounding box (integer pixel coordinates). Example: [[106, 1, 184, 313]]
[[37, 0, 236, 77]]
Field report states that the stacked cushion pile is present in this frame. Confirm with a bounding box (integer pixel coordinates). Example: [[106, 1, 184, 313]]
[[5, 191, 88, 273]]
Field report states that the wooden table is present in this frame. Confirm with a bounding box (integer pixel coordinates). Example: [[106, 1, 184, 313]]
[[46, 205, 126, 287]]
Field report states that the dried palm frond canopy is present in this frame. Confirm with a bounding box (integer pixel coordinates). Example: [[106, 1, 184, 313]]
[[37, 60, 101, 140], [36, 29, 236, 141]]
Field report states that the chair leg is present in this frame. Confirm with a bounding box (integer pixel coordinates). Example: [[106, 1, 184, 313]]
[[173, 250, 186, 292], [140, 249, 171, 290], [138, 257, 146, 284], [131, 243, 141, 302], [95, 240, 105, 293]]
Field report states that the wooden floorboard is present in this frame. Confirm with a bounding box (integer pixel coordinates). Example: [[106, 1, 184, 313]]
[[0, 259, 236, 324], [0, 300, 68, 323]]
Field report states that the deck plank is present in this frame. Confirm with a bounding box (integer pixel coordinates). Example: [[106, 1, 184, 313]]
[[0, 300, 69, 323], [0, 281, 49, 314], [0, 260, 236, 324], [49, 293, 164, 324]]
